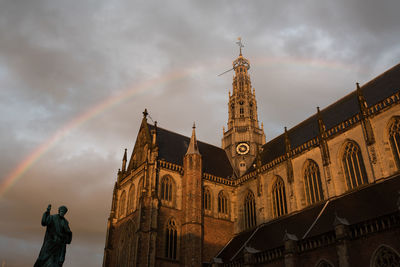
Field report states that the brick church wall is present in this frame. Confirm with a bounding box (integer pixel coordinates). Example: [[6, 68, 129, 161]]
[[203, 216, 234, 262]]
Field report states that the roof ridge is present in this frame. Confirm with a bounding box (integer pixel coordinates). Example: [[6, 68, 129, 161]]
[[263, 63, 400, 145], [147, 123, 224, 150]]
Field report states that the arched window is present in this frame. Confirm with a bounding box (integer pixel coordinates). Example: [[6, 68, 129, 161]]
[[388, 117, 400, 170], [218, 191, 228, 215], [119, 191, 126, 218], [316, 259, 334, 267], [127, 184, 135, 213], [117, 220, 135, 267], [160, 176, 174, 206], [371, 245, 400, 267], [244, 190, 256, 229], [342, 141, 368, 190], [203, 187, 212, 212], [272, 176, 287, 218], [165, 218, 178, 260], [303, 160, 324, 205], [240, 107, 244, 117]]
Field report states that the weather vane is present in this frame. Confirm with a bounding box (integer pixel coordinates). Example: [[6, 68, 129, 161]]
[[217, 37, 245, 76], [236, 37, 244, 55]]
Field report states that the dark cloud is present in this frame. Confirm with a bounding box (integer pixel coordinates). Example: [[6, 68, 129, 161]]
[[1, 0, 400, 266]]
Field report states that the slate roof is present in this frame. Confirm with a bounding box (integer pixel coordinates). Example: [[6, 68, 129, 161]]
[[255, 63, 400, 169], [216, 174, 400, 262], [148, 124, 234, 178]]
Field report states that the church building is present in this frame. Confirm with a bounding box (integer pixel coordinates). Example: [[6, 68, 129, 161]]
[[103, 48, 400, 267]]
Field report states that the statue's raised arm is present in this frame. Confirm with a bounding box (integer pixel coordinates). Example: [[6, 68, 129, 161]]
[[34, 205, 72, 267]]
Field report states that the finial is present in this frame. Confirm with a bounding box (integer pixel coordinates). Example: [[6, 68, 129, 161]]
[[154, 121, 157, 128], [186, 122, 200, 155], [143, 108, 148, 118], [236, 37, 244, 56], [356, 82, 360, 89], [192, 122, 196, 129], [317, 106, 320, 113]]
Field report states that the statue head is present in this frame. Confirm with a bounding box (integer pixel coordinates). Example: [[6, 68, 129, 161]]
[[58, 206, 68, 217]]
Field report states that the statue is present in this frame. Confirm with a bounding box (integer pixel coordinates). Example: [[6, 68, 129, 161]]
[[34, 205, 72, 267]]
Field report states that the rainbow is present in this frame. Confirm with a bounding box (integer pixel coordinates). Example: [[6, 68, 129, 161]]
[[0, 69, 191, 197], [0, 56, 364, 197]]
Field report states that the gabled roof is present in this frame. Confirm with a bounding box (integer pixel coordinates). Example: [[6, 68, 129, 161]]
[[216, 174, 400, 262], [148, 124, 234, 178], [252, 63, 400, 171]]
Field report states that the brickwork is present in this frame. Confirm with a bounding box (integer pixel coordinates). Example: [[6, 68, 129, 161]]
[[203, 216, 234, 262], [182, 149, 203, 267]]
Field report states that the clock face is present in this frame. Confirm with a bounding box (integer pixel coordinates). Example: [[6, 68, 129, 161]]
[[236, 143, 250, 155]]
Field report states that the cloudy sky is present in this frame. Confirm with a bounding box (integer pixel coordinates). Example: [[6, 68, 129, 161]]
[[0, 0, 399, 266]]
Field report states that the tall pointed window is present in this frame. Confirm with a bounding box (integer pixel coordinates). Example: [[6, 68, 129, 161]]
[[240, 107, 244, 117], [127, 184, 135, 213], [119, 191, 126, 218], [160, 176, 174, 206], [203, 187, 212, 213], [272, 176, 287, 218], [389, 117, 400, 170], [342, 141, 368, 190], [303, 160, 324, 205], [244, 190, 256, 229], [218, 191, 228, 215], [165, 218, 178, 260], [372, 245, 400, 267]]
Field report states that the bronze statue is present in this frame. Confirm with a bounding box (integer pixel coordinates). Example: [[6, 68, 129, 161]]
[[34, 205, 72, 267]]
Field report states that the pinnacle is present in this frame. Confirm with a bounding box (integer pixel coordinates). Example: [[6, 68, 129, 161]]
[[186, 123, 200, 155]]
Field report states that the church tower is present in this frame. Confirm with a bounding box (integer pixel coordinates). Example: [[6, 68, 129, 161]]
[[222, 43, 265, 176]]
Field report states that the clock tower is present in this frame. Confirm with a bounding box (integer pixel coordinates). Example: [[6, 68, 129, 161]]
[[222, 45, 266, 177]]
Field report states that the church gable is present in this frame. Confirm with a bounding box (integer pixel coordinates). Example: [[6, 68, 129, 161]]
[[126, 117, 152, 172]]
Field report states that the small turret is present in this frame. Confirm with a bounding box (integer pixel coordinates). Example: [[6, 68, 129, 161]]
[[356, 82, 368, 116], [121, 148, 127, 172], [182, 123, 203, 266]]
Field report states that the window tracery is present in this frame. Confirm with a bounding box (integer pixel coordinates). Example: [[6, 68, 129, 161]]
[[272, 176, 287, 218], [165, 218, 178, 260], [160, 176, 174, 206], [127, 184, 135, 213], [244, 190, 256, 229], [388, 117, 400, 170], [372, 245, 400, 267], [218, 191, 228, 215], [203, 187, 212, 212], [303, 160, 324, 205], [119, 191, 126, 218], [342, 141, 368, 190]]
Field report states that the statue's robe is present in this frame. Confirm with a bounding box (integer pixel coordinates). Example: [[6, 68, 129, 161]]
[[34, 211, 72, 267]]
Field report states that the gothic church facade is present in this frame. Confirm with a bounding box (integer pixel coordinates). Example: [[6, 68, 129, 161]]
[[103, 51, 400, 267]]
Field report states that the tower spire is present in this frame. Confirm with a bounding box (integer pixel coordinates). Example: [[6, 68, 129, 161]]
[[186, 122, 200, 155], [222, 44, 265, 177]]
